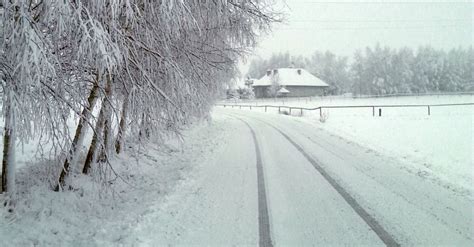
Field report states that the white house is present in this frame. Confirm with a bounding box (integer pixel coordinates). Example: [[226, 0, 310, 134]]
[[252, 68, 328, 98]]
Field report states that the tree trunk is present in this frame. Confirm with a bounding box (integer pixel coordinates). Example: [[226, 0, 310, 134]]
[[82, 101, 106, 174], [115, 96, 129, 154], [83, 75, 112, 174], [138, 112, 152, 142], [1, 130, 10, 193], [54, 83, 99, 191], [97, 75, 113, 163], [1, 90, 15, 194], [97, 114, 110, 163]]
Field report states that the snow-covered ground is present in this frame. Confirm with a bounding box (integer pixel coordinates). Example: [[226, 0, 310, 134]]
[[1, 106, 472, 246], [225, 95, 474, 193], [121, 115, 260, 245], [0, 119, 228, 246]]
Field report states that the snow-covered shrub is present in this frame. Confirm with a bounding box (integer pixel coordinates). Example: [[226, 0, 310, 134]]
[[280, 110, 290, 115], [320, 110, 329, 123]]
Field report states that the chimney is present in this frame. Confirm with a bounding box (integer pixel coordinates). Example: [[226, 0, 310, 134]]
[[297, 69, 302, 75], [266, 70, 271, 76]]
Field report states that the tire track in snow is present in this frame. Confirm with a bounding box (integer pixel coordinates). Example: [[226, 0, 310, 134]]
[[235, 117, 273, 247], [254, 117, 400, 247], [226, 112, 399, 246], [275, 127, 399, 246]]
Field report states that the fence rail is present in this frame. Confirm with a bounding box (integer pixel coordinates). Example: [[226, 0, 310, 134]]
[[223, 92, 474, 106], [217, 102, 474, 117]]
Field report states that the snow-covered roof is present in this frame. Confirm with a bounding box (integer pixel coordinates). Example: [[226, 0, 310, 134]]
[[278, 87, 290, 94], [253, 68, 329, 87]]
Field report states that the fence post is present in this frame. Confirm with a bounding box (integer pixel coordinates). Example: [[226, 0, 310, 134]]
[[300, 108, 303, 116], [319, 107, 323, 118], [289, 107, 292, 115], [278, 106, 281, 114], [378, 108, 382, 117], [265, 106, 267, 112], [250, 106, 252, 110], [428, 106, 431, 115]]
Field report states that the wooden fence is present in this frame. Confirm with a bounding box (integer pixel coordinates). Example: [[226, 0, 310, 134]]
[[223, 92, 474, 106], [217, 102, 474, 117]]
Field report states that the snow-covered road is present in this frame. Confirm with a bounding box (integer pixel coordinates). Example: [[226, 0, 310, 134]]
[[241, 117, 386, 246], [125, 109, 473, 246], [122, 116, 260, 245]]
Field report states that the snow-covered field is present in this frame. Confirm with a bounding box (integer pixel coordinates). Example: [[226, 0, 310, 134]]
[[224, 95, 474, 193]]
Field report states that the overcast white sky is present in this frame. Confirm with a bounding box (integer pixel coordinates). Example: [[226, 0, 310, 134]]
[[240, 0, 472, 75]]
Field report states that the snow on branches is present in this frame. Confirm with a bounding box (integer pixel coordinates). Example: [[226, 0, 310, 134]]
[[0, 0, 280, 195]]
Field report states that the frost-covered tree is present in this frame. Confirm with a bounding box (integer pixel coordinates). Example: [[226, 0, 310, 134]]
[[350, 45, 472, 95], [268, 70, 281, 97], [0, 1, 68, 193], [388, 47, 414, 94], [247, 52, 307, 79], [307, 51, 350, 95], [1, 0, 281, 195], [246, 45, 472, 97]]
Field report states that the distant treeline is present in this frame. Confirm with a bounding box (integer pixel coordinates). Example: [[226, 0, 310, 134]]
[[247, 45, 473, 95]]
